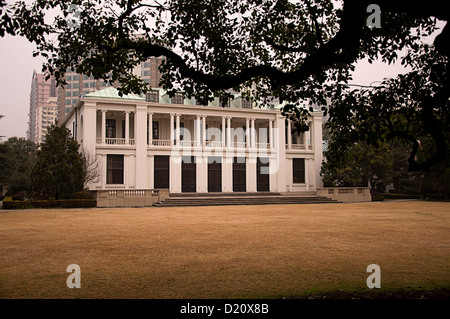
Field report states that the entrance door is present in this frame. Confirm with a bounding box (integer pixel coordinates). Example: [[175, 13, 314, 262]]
[[233, 157, 246, 192], [154, 155, 169, 189], [182, 156, 196, 192], [257, 157, 270, 192], [208, 157, 222, 192]]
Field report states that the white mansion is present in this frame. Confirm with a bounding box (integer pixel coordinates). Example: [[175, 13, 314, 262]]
[[62, 87, 324, 194]]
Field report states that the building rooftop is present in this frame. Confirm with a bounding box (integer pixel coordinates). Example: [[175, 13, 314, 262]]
[[83, 87, 144, 101]]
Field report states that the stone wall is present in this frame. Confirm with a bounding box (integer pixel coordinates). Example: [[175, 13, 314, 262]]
[[96, 189, 169, 208], [317, 187, 372, 203]]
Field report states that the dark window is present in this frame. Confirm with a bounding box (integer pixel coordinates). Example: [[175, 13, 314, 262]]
[[152, 121, 159, 140], [242, 98, 252, 109], [154, 155, 169, 189], [293, 158, 305, 183], [146, 91, 159, 103], [106, 119, 116, 138], [172, 93, 184, 104], [107, 155, 124, 184], [220, 97, 230, 107]]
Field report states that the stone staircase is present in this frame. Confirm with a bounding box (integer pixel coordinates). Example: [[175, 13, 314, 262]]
[[154, 192, 341, 207]]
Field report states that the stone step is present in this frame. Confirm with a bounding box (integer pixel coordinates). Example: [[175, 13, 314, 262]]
[[155, 196, 340, 207]]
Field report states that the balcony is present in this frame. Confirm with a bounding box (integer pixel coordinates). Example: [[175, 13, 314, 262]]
[[96, 138, 135, 146], [151, 139, 171, 147], [286, 144, 313, 151]]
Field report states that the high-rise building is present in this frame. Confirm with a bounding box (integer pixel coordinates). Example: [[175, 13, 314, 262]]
[[56, 57, 164, 121], [34, 97, 58, 144], [27, 70, 57, 143]]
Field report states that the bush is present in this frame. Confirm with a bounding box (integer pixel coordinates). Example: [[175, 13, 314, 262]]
[[381, 193, 420, 200], [372, 196, 385, 201], [2, 198, 97, 209], [11, 191, 27, 201], [69, 190, 95, 200]]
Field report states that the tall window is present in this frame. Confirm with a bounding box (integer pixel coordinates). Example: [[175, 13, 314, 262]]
[[293, 158, 305, 183], [146, 90, 159, 103], [106, 119, 116, 138], [152, 121, 159, 140], [107, 155, 124, 184]]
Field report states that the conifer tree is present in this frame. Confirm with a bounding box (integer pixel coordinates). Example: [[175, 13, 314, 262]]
[[31, 124, 86, 200]]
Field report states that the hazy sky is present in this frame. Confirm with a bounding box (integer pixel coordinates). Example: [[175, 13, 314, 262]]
[[0, 20, 442, 140]]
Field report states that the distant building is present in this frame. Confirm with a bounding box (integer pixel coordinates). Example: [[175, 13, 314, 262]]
[[34, 97, 58, 144], [56, 57, 164, 121], [27, 70, 57, 143]]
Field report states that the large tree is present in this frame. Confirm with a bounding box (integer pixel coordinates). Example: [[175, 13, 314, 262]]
[[2, 0, 449, 171], [31, 124, 86, 200], [0, 137, 37, 197], [326, 44, 449, 172]]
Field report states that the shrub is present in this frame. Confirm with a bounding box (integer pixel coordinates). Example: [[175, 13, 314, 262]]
[[381, 193, 420, 200], [372, 196, 385, 201], [70, 190, 95, 200], [2, 198, 97, 209]]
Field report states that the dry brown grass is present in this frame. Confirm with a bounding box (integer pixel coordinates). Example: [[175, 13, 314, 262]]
[[0, 201, 449, 299]]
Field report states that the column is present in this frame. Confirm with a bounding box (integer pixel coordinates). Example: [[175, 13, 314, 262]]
[[135, 105, 148, 189], [125, 111, 130, 144], [196, 115, 201, 147], [148, 112, 153, 146], [287, 120, 292, 150], [176, 114, 181, 146], [245, 118, 250, 149], [227, 117, 231, 148], [202, 115, 207, 147], [148, 155, 154, 189], [221, 116, 226, 147], [101, 110, 106, 144], [269, 119, 273, 150], [101, 154, 106, 189], [251, 118, 256, 149], [170, 113, 174, 146], [276, 114, 287, 193]]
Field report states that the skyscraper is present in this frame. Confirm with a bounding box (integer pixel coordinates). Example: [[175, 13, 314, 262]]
[[56, 57, 164, 121], [27, 70, 57, 143]]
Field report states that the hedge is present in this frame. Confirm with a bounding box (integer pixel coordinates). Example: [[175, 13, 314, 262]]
[[380, 193, 420, 200], [2, 198, 97, 210]]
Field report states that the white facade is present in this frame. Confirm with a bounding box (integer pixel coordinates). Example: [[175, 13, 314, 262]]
[[63, 88, 323, 194]]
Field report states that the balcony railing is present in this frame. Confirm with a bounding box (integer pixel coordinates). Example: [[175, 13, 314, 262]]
[[96, 138, 135, 146], [286, 144, 313, 151], [152, 139, 171, 147], [230, 142, 246, 149], [205, 141, 223, 148], [256, 143, 270, 149]]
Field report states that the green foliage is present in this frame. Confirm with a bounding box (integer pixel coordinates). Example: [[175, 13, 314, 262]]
[[3, 1, 439, 106], [321, 140, 407, 192], [325, 44, 449, 172], [0, 137, 37, 196], [2, 1, 448, 171], [31, 124, 86, 200], [2, 198, 97, 209]]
